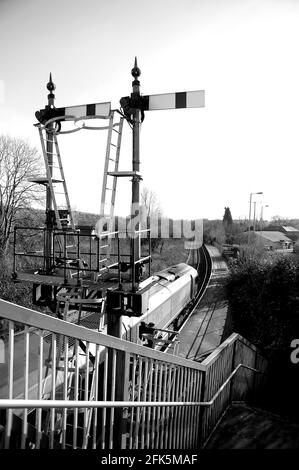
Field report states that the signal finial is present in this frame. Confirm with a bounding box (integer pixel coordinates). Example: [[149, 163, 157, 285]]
[[47, 73, 56, 92], [46, 73, 55, 107], [131, 57, 141, 79]]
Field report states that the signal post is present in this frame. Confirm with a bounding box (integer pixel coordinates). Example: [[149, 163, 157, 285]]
[[45, 75, 55, 273]]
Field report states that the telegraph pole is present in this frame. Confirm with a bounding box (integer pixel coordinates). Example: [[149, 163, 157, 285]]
[[45, 74, 55, 272]]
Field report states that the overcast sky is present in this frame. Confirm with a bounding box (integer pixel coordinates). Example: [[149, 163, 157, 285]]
[[1, 0, 299, 221]]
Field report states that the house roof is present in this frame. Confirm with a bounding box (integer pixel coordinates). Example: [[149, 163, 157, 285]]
[[254, 231, 292, 243], [282, 226, 299, 232]]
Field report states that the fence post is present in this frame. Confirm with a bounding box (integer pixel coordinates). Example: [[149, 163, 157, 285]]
[[198, 370, 206, 448], [114, 350, 130, 449], [106, 348, 130, 449], [229, 339, 237, 403]]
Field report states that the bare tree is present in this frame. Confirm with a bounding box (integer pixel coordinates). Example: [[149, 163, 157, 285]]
[[140, 186, 162, 251], [140, 186, 161, 219], [0, 135, 43, 256]]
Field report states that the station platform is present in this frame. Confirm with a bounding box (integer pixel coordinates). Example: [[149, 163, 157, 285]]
[[177, 245, 229, 361]]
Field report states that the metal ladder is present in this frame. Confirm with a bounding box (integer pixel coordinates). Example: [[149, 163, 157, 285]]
[[55, 286, 105, 327], [36, 124, 75, 230], [96, 112, 124, 271]]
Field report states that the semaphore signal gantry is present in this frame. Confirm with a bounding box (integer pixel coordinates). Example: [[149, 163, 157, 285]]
[[13, 58, 205, 337]]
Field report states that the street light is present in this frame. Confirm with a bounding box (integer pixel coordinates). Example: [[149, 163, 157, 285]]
[[253, 201, 257, 232], [248, 191, 263, 242], [260, 204, 269, 230]]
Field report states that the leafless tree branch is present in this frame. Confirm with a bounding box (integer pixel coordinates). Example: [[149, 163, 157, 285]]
[[0, 135, 44, 255]]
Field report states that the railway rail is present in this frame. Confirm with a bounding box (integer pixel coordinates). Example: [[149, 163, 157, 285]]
[[183, 295, 223, 361], [168, 245, 228, 361], [162, 244, 212, 354]]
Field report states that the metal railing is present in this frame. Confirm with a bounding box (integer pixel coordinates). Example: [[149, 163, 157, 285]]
[[0, 299, 267, 450], [0, 299, 205, 449], [199, 334, 268, 445], [13, 226, 151, 285]]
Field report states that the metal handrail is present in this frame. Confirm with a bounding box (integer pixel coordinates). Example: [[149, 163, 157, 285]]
[[0, 298, 206, 371], [0, 363, 261, 410]]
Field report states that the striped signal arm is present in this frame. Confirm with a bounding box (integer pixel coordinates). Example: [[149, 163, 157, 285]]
[[35, 102, 111, 126], [142, 90, 205, 111], [119, 90, 205, 123]]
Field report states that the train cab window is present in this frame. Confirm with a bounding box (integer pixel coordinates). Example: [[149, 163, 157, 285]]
[[190, 275, 194, 297]]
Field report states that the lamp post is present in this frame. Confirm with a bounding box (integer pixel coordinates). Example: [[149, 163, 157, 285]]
[[248, 191, 263, 243], [253, 201, 257, 232], [260, 204, 269, 230]]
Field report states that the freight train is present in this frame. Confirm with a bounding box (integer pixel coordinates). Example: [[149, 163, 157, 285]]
[[120, 262, 199, 344]]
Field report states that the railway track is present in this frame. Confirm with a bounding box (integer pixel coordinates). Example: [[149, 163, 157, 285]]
[[180, 244, 212, 328], [162, 244, 212, 353], [183, 294, 223, 362], [171, 244, 228, 361]]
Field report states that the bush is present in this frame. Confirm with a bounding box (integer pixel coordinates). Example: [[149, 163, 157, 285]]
[[0, 278, 33, 308], [0, 277, 36, 338], [226, 255, 299, 359]]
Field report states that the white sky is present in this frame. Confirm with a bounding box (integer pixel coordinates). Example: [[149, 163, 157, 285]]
[[1, 0, 299, 221]]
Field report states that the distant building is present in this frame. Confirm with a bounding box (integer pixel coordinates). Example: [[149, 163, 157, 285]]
[[263, 225, 299, 242], [244, 231, 293, 252]]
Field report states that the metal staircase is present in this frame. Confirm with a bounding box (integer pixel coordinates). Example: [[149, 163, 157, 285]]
[[0, 297, 268, 450], [55, 286, 106, 328]]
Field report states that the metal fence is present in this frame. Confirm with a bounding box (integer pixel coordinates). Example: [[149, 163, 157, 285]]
[[0, 299, 267, 449], [199, 334, 267, 445]]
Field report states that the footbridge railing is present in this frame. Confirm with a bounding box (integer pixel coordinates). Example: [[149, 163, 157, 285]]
[[0, 299, 267, 449]]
